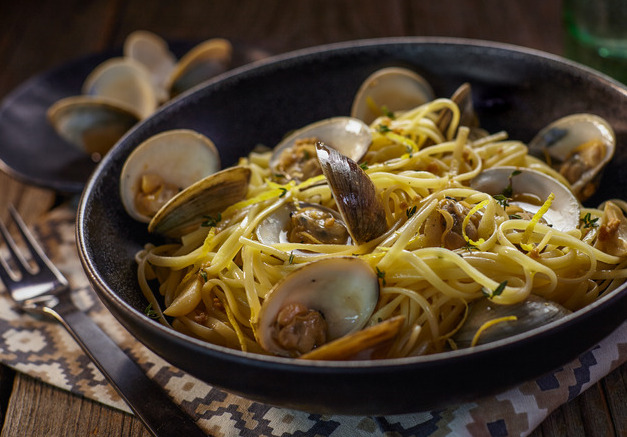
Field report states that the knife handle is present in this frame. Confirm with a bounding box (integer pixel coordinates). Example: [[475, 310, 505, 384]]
[[41, 299, 207, 437]]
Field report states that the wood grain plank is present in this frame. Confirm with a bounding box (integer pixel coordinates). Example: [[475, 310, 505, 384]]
[[0, 0, 120, 101], [1, 374, 150, 437]]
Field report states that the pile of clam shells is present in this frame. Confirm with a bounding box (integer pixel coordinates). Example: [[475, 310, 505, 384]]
[[47, 30, 233, 159]]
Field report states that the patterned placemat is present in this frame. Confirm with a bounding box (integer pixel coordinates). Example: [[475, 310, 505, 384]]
[[0, 204, 625, 436]]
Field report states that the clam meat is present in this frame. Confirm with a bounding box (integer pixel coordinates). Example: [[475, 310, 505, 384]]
[[528, 113, 615, 201], [120, 129, 221, 223], [256, 257, 379, 357], [269, 117, 371, 182], [256, 202, 351, 250]]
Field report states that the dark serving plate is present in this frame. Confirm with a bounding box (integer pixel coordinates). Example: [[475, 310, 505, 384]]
[[77, 37, 627, 415], [0, 40, 268, 193]]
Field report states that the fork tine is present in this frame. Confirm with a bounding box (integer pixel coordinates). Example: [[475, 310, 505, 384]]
[[7, 205, 68, 287], [0, 210, 31, 280], [0, 222, 17, 287]]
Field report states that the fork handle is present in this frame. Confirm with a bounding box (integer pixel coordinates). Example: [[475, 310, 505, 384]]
[[43, 302, 207, 437]]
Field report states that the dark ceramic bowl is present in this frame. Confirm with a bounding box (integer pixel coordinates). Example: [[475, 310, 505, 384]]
[[77, 37, 627, 415]]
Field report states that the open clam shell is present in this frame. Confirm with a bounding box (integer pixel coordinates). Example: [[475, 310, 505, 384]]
[[528, 113, 615, 201], [316, 142, 387, 244], [123, 30, 177, 103], [256, 256, 379, 357], [120, 129, 221, 223], [255, 201, 352, 254], [47, 95, 140, 156], [166, 38, 233, 98], [453, 295, 571, 348], [269, 116, 372, 182], [82, 57, 158, 119], [148, 165, 251, 237], [350, 67, 434, 124], [471, 166, 581, 232]]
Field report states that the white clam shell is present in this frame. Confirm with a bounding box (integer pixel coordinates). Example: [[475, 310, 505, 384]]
[[256, 256, 379, 357], [166, 38, 233, 98], [528, 113, 615, 199], [351, 67, 434, 124], [47, 95, 140, 156], [123, 30, 177, 103], [269, 116, 372, 178], [120, 129, 221, 223], [471, 166, 581, 232], [148, 165, 250, 237], [82, 57, 158, 119]]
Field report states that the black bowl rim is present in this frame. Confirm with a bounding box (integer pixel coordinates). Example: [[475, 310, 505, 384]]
[[77, 36, 627, 373]]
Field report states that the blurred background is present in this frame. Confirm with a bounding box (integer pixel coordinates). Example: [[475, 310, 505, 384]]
[[1, 0, 568, 103]]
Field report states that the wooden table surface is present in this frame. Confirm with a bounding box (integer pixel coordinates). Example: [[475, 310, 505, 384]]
[[0, 1, 625, 435]]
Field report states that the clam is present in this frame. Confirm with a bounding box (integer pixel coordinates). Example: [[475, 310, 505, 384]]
[[148, 165, 251, 237], [256, 257, 380, 358], [269, 116, 372, 182], [470, 166, 581, 232], [350, 67, 435, 124], [528, 113, 615, 201], [47, 95, 140, 156], [167, 38, 233, 98], [316, 142, 388, 244], [453, 295, 571, 348], [423, 82, 481, 147], [120, 129, 221, 223], [594, 200, 627, 257], [123, 30, 177, 103], [82, 57, 158, 119], [255, 202, 352, 250]]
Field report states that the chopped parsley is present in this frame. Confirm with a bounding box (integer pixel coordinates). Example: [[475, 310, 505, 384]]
[[377, 124, 392, 133], [279, 187, 288, 198], [482, 280, 508, 298], [376, 267, 387, 286], [581, 212, 599, 229], [199, 270, 208, 282], [493, 194, 510, 208], [381, 105, 395, 119], [359, 162, 369, 171], [201, 213, 222, 228], [144, 303, 159, 319], [406, 205, 417, 219], [502, 170, 522, 198], [288, 251, 295, 264]]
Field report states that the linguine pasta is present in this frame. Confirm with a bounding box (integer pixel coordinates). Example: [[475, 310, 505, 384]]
[[135, 96, 627, 358]]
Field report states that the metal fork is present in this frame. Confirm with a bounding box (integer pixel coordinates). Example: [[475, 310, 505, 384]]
[[0, 205, 207, 437]]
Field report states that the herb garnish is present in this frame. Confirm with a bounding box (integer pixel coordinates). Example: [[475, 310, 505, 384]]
[[144, 303, 159, 319], [502, 170, 522, 198], [581, 212, 599, 229], [201, 213, 222, 227], [376, 267, 387, 286], [279, 187, 288, 198], [359, 162, 369, 171], [482, 280, 508, 298], [406, 205, 417, 219], [493, 194, 510, 208]]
